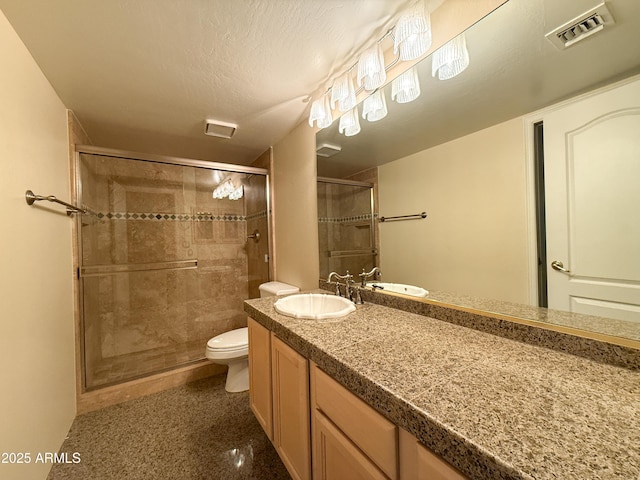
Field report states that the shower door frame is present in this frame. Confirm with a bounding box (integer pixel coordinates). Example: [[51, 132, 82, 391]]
[[73, 145, 272, 393]]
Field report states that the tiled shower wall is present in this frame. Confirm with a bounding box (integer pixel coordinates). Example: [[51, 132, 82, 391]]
[[79, 153, 268, 389]]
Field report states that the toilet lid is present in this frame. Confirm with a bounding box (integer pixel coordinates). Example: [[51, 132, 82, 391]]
[[207, 327, 248, 351]]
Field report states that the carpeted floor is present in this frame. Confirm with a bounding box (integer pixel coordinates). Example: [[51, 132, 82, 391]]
[[47, 375, 291, 479]]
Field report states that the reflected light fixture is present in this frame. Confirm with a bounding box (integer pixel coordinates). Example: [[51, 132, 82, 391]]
[[391, 67, 420, 103], [393, 1, 432, 61], [309, 94, 333, 128], [338, 106, 361, 136], [331, 71, 357, 112], [213, 179, 243, 200], [229, 185, 243, 200], [362, 90, 388, 122], [432, 34, 469, 80], [357, 44, 386, 91]]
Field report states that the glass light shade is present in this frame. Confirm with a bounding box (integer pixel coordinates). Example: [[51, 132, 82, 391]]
[[391, 67, 420, 103], [432, 34, 469, 80], [229, 185, 243, 200], [331, 72, 357, 112], [338, 107, 361, 137], [362, 90, 388, 122], [357, 44, 386, 91], [308, 95, 333, 128], [393, 2, 432, 61], [213, 179, 235, 199]]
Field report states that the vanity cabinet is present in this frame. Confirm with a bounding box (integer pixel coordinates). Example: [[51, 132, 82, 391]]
[[271, 334, 311, 480], [399, 429, 467, 480], [248, 317, 272, 439], [247, 318, 311, 480], [248, 317, 465, 480], [313, 410, 389, 480]]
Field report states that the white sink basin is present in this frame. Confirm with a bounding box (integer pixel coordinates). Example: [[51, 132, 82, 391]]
[[367, 282, 429, 298], [274, 294, 356, 320]]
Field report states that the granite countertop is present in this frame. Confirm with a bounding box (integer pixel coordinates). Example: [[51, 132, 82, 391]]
[[244, 293, 640, 480], [416, 289, 640, 343]]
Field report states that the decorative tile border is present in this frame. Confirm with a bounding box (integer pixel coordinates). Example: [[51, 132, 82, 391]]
[[246, 210, 268, 221], [89, 211, 248, 221], [318, 213, 377, 223]]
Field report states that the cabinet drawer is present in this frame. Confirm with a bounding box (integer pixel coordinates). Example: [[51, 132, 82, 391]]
[[311, 364, 397, 480]]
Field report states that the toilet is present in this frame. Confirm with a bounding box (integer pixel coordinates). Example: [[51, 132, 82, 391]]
[[206, 281, 299, 392]]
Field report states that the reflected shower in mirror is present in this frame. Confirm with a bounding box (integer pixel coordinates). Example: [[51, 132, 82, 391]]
[[316, 0, 640, 343], [317, 177, 378, 281]]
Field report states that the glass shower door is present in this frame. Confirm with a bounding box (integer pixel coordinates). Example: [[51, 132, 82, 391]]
[[78, 152, 268, 390]]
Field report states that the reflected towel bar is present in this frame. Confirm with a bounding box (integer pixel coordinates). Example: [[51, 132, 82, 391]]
[[25, 190, 86, 216], [379, 212, 427, 222]]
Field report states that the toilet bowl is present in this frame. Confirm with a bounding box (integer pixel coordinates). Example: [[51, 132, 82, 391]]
[[206, 281, 299, 393], [205, 327, 249, 393]]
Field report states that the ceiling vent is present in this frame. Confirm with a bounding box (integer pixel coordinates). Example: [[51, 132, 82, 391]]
[[204, 119, 237, 139], [316, 143, 342, 158], [545, 2, 615, 50]]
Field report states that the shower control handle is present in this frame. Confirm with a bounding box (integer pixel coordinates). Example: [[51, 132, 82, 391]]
[[247, 229, 260, 243]]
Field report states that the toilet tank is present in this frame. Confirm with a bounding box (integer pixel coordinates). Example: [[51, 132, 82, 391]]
[[258, 281, 300, 298]]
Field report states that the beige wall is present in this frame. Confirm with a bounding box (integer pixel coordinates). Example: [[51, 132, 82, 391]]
[[0, 10, 76, 480], [272, 121, 319, 290], [378, 117, 531, 304]]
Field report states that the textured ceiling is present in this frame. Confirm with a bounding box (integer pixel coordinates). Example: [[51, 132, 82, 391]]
[[0, 0, 418, 164]]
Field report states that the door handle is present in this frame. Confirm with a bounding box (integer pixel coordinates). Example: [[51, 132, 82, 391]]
[[551, 260, 570, 274]]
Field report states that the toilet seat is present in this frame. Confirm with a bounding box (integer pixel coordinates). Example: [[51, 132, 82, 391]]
[[206, 327, 248, 352]]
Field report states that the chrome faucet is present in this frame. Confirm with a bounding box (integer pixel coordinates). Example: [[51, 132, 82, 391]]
[[327, 271, 358, 302], [359, 267, 381, 287]]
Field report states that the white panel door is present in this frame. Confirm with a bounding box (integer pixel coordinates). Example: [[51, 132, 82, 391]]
[[544, 77, 640, 322]]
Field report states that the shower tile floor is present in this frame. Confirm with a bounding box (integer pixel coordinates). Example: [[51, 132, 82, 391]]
[[47, 375, 291, 480]]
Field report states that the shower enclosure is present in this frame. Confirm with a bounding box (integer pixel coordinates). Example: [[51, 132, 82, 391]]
[[317, 178, 377, 281], [76, 147, 270, 390]]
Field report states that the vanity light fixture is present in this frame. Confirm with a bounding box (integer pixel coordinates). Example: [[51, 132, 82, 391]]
[[432, 34, 469, 80], [394, 0, 432, 61], [338, 106, 361, 136], [331, 71, 357, 112], [391, 66, 421, 103], [309, 94, 333, 128], [357, 43, 387, 91], [362, 89, 388, 122], [309, 1, 472, 130]]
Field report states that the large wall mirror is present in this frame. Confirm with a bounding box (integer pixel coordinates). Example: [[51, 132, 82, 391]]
[[316, 0, 640, 344]]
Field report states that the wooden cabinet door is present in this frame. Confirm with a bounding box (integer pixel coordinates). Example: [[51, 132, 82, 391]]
[[248, 318, 272, 440], [399, 429, 467, 480], [271, 334, 311, 480], [314, 410, 389, 480]]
